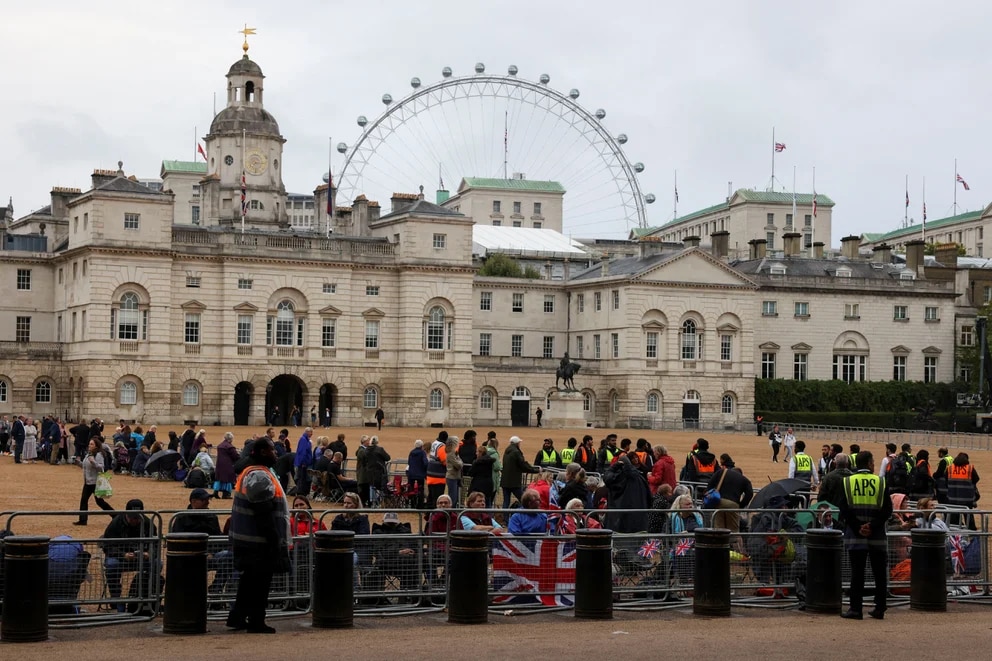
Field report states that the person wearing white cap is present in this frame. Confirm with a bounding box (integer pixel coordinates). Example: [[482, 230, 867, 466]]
[[501, 436, 539, 508]]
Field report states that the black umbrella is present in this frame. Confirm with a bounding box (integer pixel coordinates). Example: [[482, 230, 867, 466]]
[[749, 478, 811, 509], [145, 449, 181, 474]]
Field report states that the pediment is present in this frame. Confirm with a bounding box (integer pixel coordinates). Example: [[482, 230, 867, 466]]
[[890, 345, 911, 355], [791, 342, 812, 352], [922, 345, 942, 355], [181, 299, 206, 311], [758, 341, 780, 351], [641, 320, 667, 330], [634, 250, 756, 288], [717, 322, 741, 333], [233, 302, 259, 312], [362, 307, 385, 318], [319, 305, 343, 316]]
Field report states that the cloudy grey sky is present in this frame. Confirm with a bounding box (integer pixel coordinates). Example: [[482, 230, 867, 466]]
[[2, 0, 989, 241]]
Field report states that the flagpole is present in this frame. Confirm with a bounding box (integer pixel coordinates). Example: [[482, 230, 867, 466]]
[[327, 136, 333, 237], [673, 169, 678, 223], [954, 158, 958, 215], [770, 127, 775, 192], [503, 110, 508, 180], [791, 165, 797, 231], [811, 166, 816, 248], [904, 174, 909, 228], [193, 126, 197, 162], [922, 177, 926, 243], [241, 128, 246, 234]]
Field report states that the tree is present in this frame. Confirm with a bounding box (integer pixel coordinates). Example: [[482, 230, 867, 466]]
[[477, 253, 540, 279]]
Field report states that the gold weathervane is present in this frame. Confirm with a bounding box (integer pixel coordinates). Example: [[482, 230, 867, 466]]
[[239, 24, 257, 54]]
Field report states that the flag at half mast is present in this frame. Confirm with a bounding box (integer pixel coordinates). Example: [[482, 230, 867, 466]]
[[774, 142, 786, 152], [957, 173, 971, 191]]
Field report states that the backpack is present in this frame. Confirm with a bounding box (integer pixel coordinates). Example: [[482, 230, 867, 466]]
[[184, 466, 208, 488], [908, 461, 933, 495], [885, 454, 910, 489]]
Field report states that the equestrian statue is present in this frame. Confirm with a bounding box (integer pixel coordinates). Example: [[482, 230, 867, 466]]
[[556, 352, 581, 391]]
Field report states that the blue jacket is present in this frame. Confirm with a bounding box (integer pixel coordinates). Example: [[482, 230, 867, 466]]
[[295, 433, 312, 468], [407, 447, 428, 480], [508, 511, 548, 534]]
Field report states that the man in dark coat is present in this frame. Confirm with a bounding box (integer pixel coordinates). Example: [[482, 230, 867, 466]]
[[180, 423, 197, 465], [604, 455, 650, 532]]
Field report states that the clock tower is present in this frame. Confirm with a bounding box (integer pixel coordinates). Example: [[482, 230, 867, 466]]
[[201, 44, 287, 228]]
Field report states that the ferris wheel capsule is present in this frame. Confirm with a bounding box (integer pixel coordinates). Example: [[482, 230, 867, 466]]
[[322, 172, 330, 183], [539, 73, 550, 85], [508, 65, 518, 76], [336, 142, 348, 154], [595, 108, 606, 120], [382, 93, 393, 105], [617, 133, 628, 144], [634, 162, 645, 173], [442, 67, 452, 78], [357, 115, 368, 127], [475, 62, 485, 74], [410, 77, 421, 89], [569, 88, 580, 99], [644, 193, 656, 204]]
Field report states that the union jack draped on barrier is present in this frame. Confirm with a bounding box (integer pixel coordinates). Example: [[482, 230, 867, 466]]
[[492, 536, 576, 606]]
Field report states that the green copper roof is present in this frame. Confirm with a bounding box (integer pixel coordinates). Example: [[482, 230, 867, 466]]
[[629, 226, 658, 238], [869, 209, 983, 243], [658, 200, 731, 229], [161, 160, 208, 174], [461, 177, 565, 193], [861, 232, 884, 242], [656, 189, 834, 231]]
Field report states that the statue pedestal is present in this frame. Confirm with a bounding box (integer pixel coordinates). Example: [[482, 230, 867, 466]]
[[547, 391, 588, 430]]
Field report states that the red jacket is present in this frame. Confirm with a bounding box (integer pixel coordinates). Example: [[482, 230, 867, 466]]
[[647, 454, 677, 494], [529, 479, 552, 509]]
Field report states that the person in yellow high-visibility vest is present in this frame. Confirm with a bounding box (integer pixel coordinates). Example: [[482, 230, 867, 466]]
[[839, 451, 892, 620], [787, 440, 819, 489]]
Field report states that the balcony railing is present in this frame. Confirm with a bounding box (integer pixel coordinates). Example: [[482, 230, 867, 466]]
[[0, 341, 62, 359], [119, 341, 139, 353], [184, 343, 201, 355]]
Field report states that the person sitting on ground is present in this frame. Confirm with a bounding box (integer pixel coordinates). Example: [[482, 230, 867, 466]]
[[459, 491, 503, 533], [508, 489, 548, 534], [681, 438, 717, 483], [556, 463, 591, 508], [101, 498, 159, 613], [193, 444, 215, 479], [131, 443, 152, 476]]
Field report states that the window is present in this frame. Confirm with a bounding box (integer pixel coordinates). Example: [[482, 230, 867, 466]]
[[986, 287, 992, 305], [721, 334, 732, 362], [433, 233, 446, 249], [492, 219, 501, 226], [543, 295, 555, 313], [120, 381, 137, 405], [593, 334, 601, 359], [794, 301, 809, 317], [893, 305, 908, 321], [844, 303, 860, 319], [321, 318, 335, 348], [184, 313, 200, 344], [836, 268, 852, 278], [117, 292, 141, 340], [16, 269, 31, 291], [513, 201, 522, 214], [0, 380, 6, 402], [543, 336, 554, 359], [961, 326, 975, 346], [191, 206, 200, 224], [57, 314, 62, 342], [833, 355, 867, 383], [35, 381, 51, 404], [363, 387, 378, 409], [893, 355, 907, 381], [925, 306, 939, 322], [612, 290, 620, 310], [612, 392, 620, 413], [274, 300, 295, 346], [237, 278, 253, 290], [534, 202, 542, 215], [924, 356, 937, 384], [533, 221, 542, 229], [58, 268, 63, 284], [762, 301, 777, 316], [429, 388, 444, 410], [425, 306, 446, 350], [366, 285, 379, 296], [583, 392, 592, 412], [512, 220, 521, 228], [512, 293, 524, 312], [479, 333, 492, 356], [322, 283, 336, 294], [794, 353, 808, 381], [249, 200, 264, 210], [647, 393, 659, 413], [492, 201, 501, 213], [766, 232, 775, 249], [594, 292, 602, 311], [721, 394, 735, 414], [681, 320, 698, 360], [577, 294, 584, 313], [785, 213, 793, 228], [186, 275, 201, 288], [804, 214, 812, 227], [124, 213, 140, 230], [766, 212, 775, 226], [646, 332, 658, 359], [576, 336, 584, 359], [365, 320, 380, 349], [183, 383, 200, 406], [770, 265, 786, 275], [237, 315, 253, 345], [479, 390, 494, 410], [961, 366, 973, 383], [511, 334, 523, 357], [16, 316, 31, 342], [611, 333, 619, 358], [761, 352, 776, 379]]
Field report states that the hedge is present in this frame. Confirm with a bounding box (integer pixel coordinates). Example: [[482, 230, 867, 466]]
[[758, 411, 977, 433], [755, 379, 962, 413]]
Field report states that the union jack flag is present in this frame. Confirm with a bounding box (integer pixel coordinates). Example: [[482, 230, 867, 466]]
[[674, 537, 694, 557], [774, 142, 786, 152], [950, 534, 965, 574], [241, 170, 248, 217], [957, 174, 971, 191], [492, 537, 576, 607], [638, 538, 661, 560]]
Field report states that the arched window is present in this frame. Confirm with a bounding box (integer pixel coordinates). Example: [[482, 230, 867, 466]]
[[275, 300, 295, 346], [512, 386, 530, 398], [479, 390, 494, 410], [721, 394, 735, 414], [681, 320, 698, 360], [249, 199, 264, 210], [363, 386, 378, 409], [646, 392, 660, 413], [424, 305, 453, 351], [35, 381, 52, 404], [612, 392, 620, 413], [183, 383, 200, 406], [118, 292, 140, 340], [120, 381, 137, 405], [582, 392, 592, 412], [429, 388, 444, 410], [0, 379, 8, 403]]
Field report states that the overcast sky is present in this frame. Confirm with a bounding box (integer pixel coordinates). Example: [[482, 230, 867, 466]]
[[2, 0, 989, 242]]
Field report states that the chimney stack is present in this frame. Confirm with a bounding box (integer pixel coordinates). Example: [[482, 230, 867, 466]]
[[783, 232, 802, 257], [934, 242, 959, 269], [840, 235, 861, 260], [601, 254, 610, 276], [871, 243, 892, 264], [638, 236, 665, 259], [812, 241, 825, 259], [905, 239, 925, 275], [748, 238, 767, 260], [682, 235, 701, 249], [390, 192, 419, 214], [710, 230, 729, 259]]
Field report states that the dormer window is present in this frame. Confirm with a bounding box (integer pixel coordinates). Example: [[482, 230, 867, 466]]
[[769, 264, 787, 276], [899, 271, 915, 280], [835, 267, 852, 278]]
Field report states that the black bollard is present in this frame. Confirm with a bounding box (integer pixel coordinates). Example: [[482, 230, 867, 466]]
[[1, 536, 49, 643], [911, 528, 947, 612], [805, 529, 843, 614], [312, 531, 354, 629], [693, 528, 730, 617], [447, 530, 489, 624], [163, 533, 209, 634], [575, 528, 613, 619]]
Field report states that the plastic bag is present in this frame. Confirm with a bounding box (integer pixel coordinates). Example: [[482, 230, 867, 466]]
[[95, 471, 113, 498]]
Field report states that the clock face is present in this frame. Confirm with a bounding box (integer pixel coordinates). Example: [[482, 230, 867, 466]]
[[224, 155, 234, 166], [245, 149, 268, 176]]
